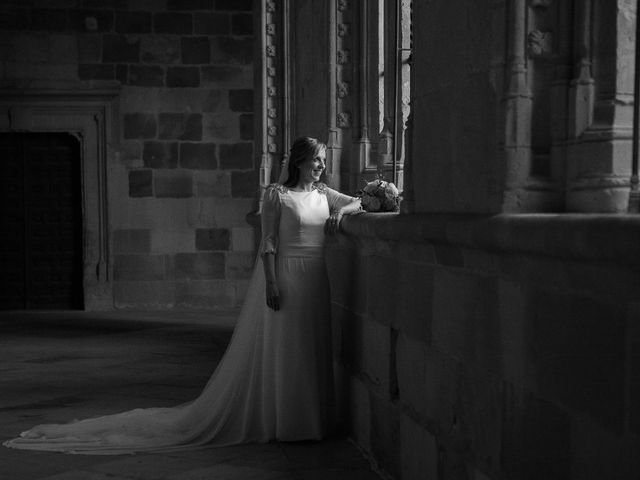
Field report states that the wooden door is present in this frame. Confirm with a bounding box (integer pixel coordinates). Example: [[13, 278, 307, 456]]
[[0, 133, 84, 309]]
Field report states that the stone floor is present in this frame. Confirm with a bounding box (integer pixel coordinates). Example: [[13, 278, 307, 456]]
[[0, 311, 382, 480]]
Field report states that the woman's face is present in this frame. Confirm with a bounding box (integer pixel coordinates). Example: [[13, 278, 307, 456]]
[[298, 148, 326, 184]]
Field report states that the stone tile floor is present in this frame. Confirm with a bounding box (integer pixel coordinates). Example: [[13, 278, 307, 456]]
[[0, 311, 382, 480]]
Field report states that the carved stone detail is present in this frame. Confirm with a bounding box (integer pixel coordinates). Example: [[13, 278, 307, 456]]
[[267, 86, 277, 97], [266, 45, 276, 56], [266, 23, 276, 35], [338, 0, 349, 11], [337, 81, 349, 98], [337, 112, 351, 128], [337, 49, 350, 64], [268, 107, 277, 119], [338, 22, 350, 37], [527, 29, 553, 57]]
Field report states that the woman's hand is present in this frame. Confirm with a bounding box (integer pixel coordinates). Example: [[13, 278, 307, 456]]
[[325, 211, 343, 235], [266, 281, 280, 311]]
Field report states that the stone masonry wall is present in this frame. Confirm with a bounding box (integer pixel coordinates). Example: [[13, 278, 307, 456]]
[[0, 0, 257, 310], [327, 214, 640, 480]]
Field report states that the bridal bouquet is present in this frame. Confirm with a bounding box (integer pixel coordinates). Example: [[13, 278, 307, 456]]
[[357, 178, 400, 212]]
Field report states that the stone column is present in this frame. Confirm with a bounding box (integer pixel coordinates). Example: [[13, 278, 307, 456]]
[[565, 0, 635, 212]]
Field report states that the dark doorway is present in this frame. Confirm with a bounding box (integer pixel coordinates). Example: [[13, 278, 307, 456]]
[[0, 133, 84, 310]]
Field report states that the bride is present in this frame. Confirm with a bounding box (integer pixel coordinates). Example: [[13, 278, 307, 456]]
[[3, 136, 361, 454]]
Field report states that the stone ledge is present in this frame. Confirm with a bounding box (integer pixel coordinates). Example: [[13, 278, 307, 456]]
[[339, 212, 640, 269]]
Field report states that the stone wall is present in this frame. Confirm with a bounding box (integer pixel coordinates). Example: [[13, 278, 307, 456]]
[[327, 213, 640, 480], [0, 0, 257, 310]]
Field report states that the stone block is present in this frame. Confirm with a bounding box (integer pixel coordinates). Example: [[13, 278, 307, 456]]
[[78, 63, 114, 80], [114, 254, 172, 281], [224, 251, 254, 279], [186, 197, 254, 228], [141, 35, 180, 64], [228, 89, 254, 112], [231, 227, 254, 251], [394, 261, 434, 342], [571, 410, 640, 480], [219, 142, 253, 170], [167, 0, 213, 9], [128, 0, 167, 10], [175, 279, 235, 309], [116, 140, 143, 168], [103, 34, 140, 63], [432, 269, 500, 372], [194, 12, 229, 35], [143, 141, 178, 168], [180, 142, 217, 169], [69, 9, 114, 33], [231, 170, 258, 198], [365, 255, 398, 327], [0, 9, 29, 30], [400, 415, 438, 480], [181, 36, 210, 64], [202, 112, 239, 141], [501, 385, 571, 480], [154, 170, 193, 198], [150, 229, 196, 254], [113, 229, 151, 254], [201, 65, 252, 88], [231, 13, 253, 35], [349, 376, 372, 452], [434, 244, 464, 267], [119, 198, 191, 230], [396, 333, 429, 417], [529, 289, 626, 429], [195, 228, 230, 251], [115, 11, 151, 33], [30, 9, 69, 31], [83, 0, 127, 8], [175, 252, 225, 279], [159, 113, 202, 141], [370, 394, 401, 479], [496, 280, 528, 383], [195, 171, 230, 197], [210, 37, 253, 65], [166, 66, 200, 87], [215, 0, 252, 11], [116, 64, 128, 84], [77, 34, 101, 62], [154, 12, 192, 34], [124, 113, 157, 139], [114, 280, 176, 309], [239, 113, 254, 140], [127, 65, 164, 86], [120, 88, 158, 113], [129, 169, 153, 197], [157, 88, 223, 113]]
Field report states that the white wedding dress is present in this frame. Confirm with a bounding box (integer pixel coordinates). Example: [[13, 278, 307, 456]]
[[3, 183, 357, 454]]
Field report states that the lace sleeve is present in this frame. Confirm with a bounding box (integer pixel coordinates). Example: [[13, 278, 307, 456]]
[[260, 184, 282, 256], [325, 186, 360, 213]]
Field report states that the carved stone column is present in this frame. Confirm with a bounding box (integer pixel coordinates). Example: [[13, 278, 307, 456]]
[[565, 0, 633, 212]]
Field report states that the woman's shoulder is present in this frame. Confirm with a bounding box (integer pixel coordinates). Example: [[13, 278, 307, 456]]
[[312, 182, 328, 194], [265, 183, 289, 194]]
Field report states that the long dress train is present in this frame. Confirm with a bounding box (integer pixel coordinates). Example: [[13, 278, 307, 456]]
[[2, 183, 356, 455]]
